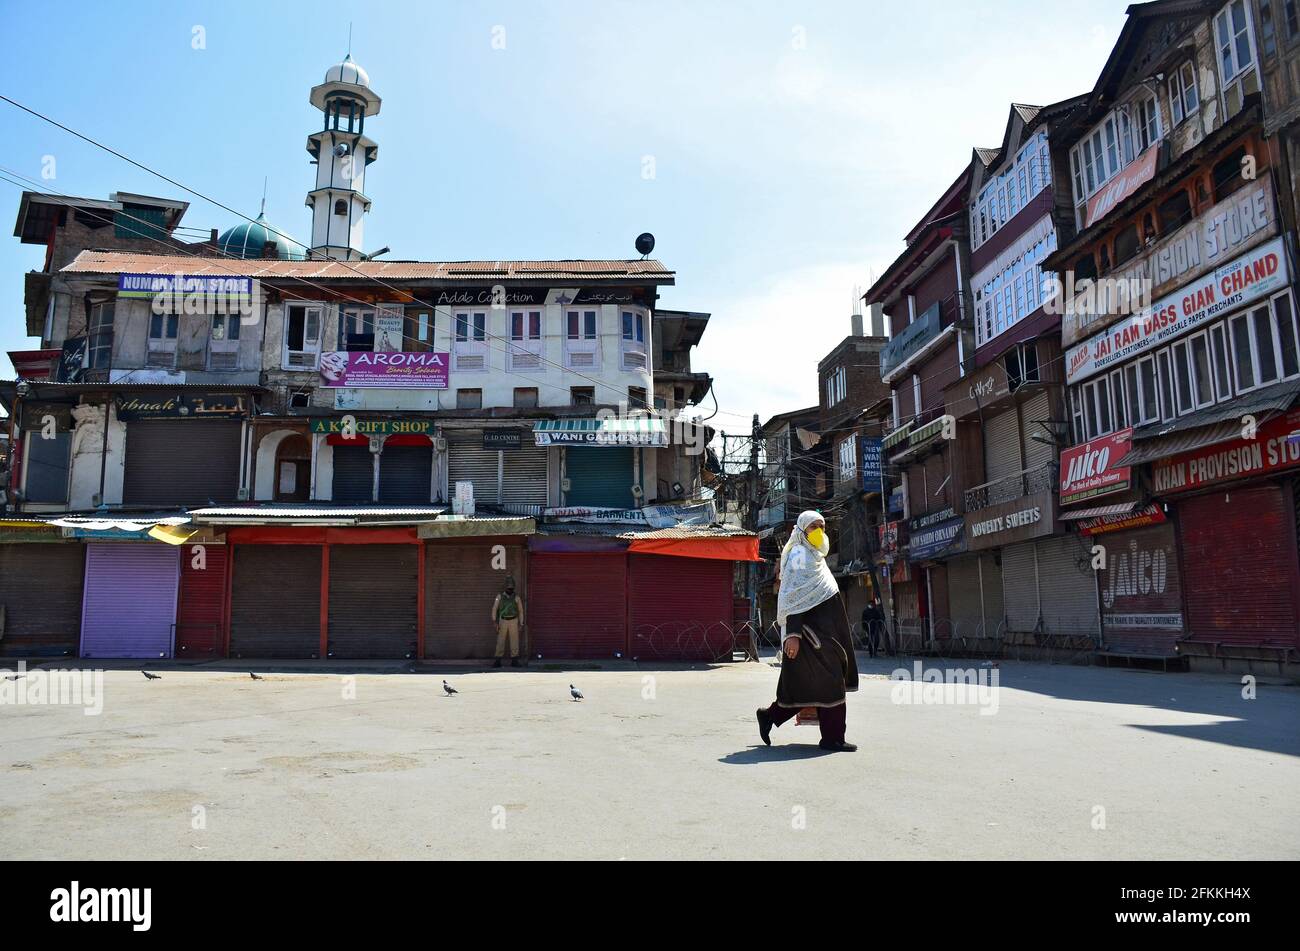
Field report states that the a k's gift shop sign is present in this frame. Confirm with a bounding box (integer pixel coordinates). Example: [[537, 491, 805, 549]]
[[319, 351, 450, 388], [1152, 409, 1300, 493]]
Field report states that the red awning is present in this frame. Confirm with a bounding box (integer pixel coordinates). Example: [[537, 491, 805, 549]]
[[326, 433, 369, 446], [384, 433, 432, 447], [626, 536, 761, 562]]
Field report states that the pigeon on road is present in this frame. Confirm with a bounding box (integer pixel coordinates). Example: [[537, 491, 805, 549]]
[[249, 672, 263, 681], [443, 680, 458, 697], [142, 671, 161, 681], [569, 684, 584, 702]]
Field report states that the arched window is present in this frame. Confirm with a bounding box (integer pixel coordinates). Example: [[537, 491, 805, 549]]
[[334, 199, 348, 216], [274, 434, 312, 501]]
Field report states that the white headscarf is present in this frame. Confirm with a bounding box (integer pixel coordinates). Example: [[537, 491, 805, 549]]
[[776, 510, 839, 636]]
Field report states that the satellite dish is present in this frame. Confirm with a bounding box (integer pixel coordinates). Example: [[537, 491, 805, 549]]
[[635, 232, 655, 257]]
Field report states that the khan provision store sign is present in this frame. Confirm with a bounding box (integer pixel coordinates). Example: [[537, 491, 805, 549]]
[[1066, 236, 1290, 384], [1151, 409, 1300, 493], [1059, 428, 1133, 505], [319, 351, 450, 388]]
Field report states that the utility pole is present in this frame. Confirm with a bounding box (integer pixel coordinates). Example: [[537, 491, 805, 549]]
[[746, 413, 760, 648]]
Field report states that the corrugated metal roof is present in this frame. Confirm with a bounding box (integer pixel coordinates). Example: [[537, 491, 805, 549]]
[[190, 505, 446, 518], [60, 250, 675, 282], [619, 526, 755, 540]]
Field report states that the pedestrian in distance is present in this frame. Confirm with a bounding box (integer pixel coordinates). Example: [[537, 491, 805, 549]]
[[756, 511, 860, 752], [861, 599, 884, 658]]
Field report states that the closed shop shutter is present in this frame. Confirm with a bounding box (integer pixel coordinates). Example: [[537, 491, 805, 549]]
[[1099, 522, 1184, 656], [983, 406, 1022, 484], [0, 544, 85, 657], [447, 433, 502, 507], [176, 544, 228, 658], [945, 555, 986, 639], [566, 447, 635, 508], [122, 420, 242, 506], [529, 551, 627, 658], [229, 545, 321, 658], [1001, 541, 1039, 635], [1178, 485, 1300, 647], [332, 444, 374, 502], [628, 554, 734, 661], [926, 564, 949, 638], [424, 542, 526, 658], [378, 445, 433, 504], [501, 433, 549, 507], [80, 544, 181, 658], [1035, 535, 1100, 638], [923, 451, 948, 510], [981, 554, 1005, 637], [1020, 391, 1055, 471], [327, 545, 419, 658]]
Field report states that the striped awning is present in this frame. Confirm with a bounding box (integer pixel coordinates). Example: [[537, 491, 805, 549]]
[[533, 417, 668, 447], [1060, 501, 1140, 520]]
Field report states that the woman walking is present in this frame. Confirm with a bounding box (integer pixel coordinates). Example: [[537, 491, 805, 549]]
[[757, 510, 859, 752]]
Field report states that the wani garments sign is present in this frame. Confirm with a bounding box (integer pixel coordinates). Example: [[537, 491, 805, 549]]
[[1065, 237, 1290, 384], [319, 351, 450, 388], [1060, 429, 1133, 505]]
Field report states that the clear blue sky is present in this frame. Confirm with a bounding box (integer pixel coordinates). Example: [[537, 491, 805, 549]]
[[0, 0, 1129, 432]]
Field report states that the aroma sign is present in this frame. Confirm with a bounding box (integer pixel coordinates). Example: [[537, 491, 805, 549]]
[[1060, 429, 1133, 505]]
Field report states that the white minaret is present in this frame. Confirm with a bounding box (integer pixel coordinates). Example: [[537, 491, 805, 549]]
[[306, 54, 381, 261]]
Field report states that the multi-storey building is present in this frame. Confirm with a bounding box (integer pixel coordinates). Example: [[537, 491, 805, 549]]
[[865, 169, 977, 651], [1045, 0, 1299, 673], [946, 97, 1102, 653], [0, 55, 755, 664]]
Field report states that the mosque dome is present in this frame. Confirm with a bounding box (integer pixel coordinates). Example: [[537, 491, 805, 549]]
[[324, 54, 369, 88], [217, 213, 307, 261]]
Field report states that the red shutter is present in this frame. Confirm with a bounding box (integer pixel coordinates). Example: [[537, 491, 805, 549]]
[[177, 544, 228, 658], [528, 552, 627, 659], [628, 554, 734, 661], [1178, 485, 1300, 648]]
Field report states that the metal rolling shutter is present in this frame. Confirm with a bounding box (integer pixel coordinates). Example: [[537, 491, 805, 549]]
[[80, 544, 181, 658], [1020, 391, 1055, 471], [424, 542, 526, 658], [1099, 523, 1183, 656], [122, 420, 242, 506], [1178, 486, 1300, 647], [1035, 536, 1100, 638], [980, 554, 1004, 637], [529, 551, 627, 658], [0, 544, 85, 657], [1001, 541, 1039, 636], [501, 433, 549, 506], [447, 433, 502, 507], [926, 564, 950, 638], [229, 545, 321, 658], [378, 445, 433, 504], [176, 544, 227, 658], [945, 555, 986, 640], [332, 445, 374, 502], [628, 554, 734, 661], [566, 446, 634, 508], [327, 545, 419, 658], [983, 406, 1022, 484]]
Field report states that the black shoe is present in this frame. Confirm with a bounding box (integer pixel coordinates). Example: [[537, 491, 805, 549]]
[[818, 740, 858, 752], [756, 708, 773, 746], [492, 658, 502, 668], [510, 657, 521, 668]]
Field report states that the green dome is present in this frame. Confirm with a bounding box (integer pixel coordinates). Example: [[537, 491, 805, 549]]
[[218, 213, 307, 261]]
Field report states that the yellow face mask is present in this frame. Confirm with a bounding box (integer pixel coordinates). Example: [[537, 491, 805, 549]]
[[806, 527, 826, 550]]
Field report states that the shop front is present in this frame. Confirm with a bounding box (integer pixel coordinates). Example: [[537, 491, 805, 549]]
[[1150, 408, 1300, 658], [0, 526, 84, 657], [117, 392, 251, 508], [80, 542, 182, 658], [527, 535, 629, 659], [1095, 521, 1184, 658]]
